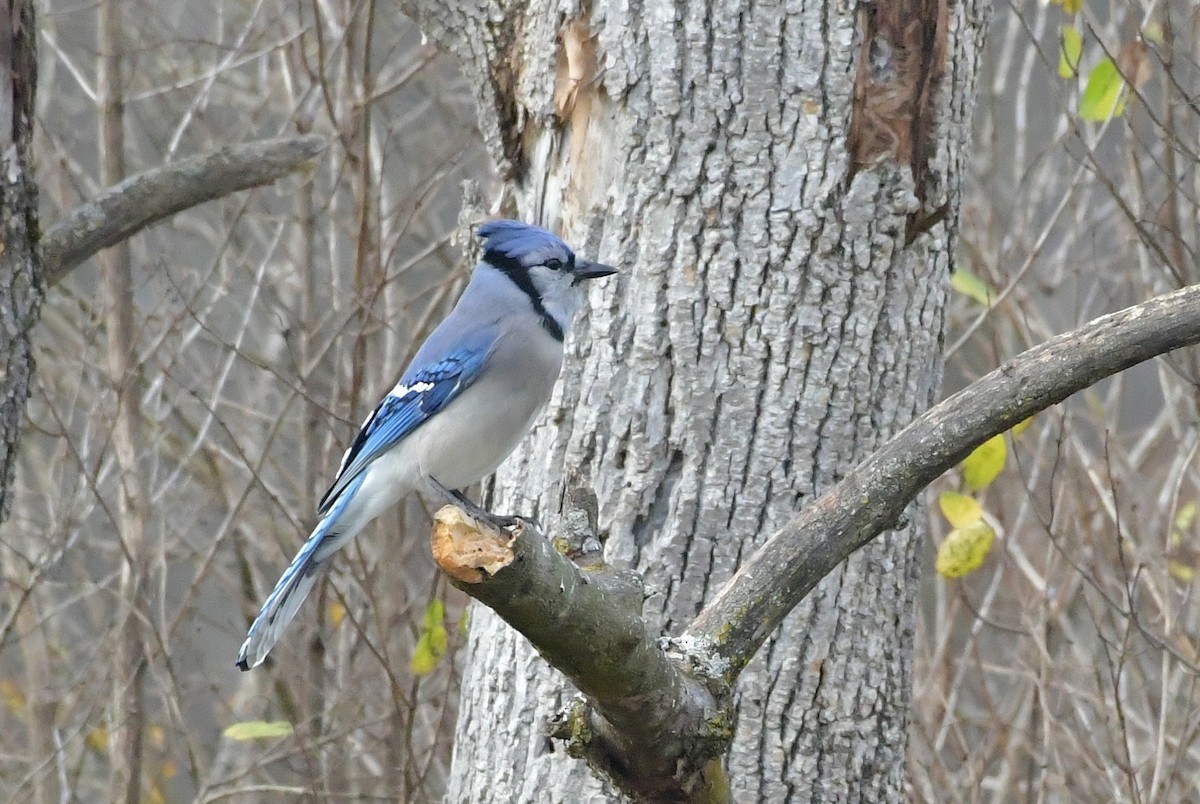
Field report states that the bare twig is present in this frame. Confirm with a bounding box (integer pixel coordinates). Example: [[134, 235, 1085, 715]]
[[40, 135, 326, 286]]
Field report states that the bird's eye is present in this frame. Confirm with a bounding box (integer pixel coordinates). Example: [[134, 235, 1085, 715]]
[[543, 258, 563, 271]]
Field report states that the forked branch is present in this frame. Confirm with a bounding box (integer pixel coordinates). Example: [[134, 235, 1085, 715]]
[[434, 283, 1200, 800]]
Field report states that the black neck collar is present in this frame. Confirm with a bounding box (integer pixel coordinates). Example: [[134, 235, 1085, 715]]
[[483, 251, 565, 342]]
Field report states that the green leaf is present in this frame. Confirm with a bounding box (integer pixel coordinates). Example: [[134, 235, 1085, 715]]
[[411, 599, 450, 675], [939, 491, 983, 528], [950, 267, 994, 306], [1059, 26, 1082, 78], [936, 521, 996, 578], [411, 630, 448, 675], [223, 721, 294, 741], [962, 435, 1006, 491], [422, 599, 445, 629], [1080, 57, 1127, 121]]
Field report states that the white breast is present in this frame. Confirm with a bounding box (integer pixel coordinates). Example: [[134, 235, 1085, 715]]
[[412, 323, 564, 490]]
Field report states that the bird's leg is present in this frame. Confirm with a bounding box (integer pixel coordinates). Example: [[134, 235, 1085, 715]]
[[426, 477, 523, 530]]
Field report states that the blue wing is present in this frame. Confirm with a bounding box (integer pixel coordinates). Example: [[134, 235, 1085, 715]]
[[316, 348, 490, 515]]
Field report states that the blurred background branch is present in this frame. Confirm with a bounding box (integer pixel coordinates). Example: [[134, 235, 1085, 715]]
[[41, 136, 327, 286]]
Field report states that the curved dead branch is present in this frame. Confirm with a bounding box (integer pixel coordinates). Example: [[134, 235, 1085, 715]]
[[687, 282, 1200, 676], [41, 135, 327, 286]]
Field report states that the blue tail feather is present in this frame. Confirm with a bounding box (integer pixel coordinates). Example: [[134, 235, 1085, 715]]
[[236, 474, 366, 670]]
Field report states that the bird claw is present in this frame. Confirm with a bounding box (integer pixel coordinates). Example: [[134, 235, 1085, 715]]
[[427, 477, 524, 531], [481, 512, 524, 530]]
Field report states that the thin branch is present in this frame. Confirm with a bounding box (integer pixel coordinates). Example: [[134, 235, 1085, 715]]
[[40, 135, 327, 286], [687, 283, 1200, 676]]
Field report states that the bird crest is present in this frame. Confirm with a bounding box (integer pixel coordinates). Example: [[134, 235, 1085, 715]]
[[477, 220, 576, 270]]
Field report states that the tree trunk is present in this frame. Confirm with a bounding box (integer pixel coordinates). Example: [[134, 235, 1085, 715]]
[[96, 3, 150, 801], [0, 0, 41, 531], [0, 4, 49, 802], [402, 0, 990, 798]]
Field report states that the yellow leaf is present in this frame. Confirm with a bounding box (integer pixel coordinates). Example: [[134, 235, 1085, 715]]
[[1047, 0, 1084, 13], [1175, 501, 1197, 532], [936, 521, 997, 578], [459, 608, 470, 636], [1080, 57, 1127, 121], [430, 625, 449, 656], [1059, 26, 1082, 78], [938, 491, 983, 528], [963, 435, 1007, 491], [327, 600, 346, 628], [161, 759, 177, 780], [88, 726, 108, 754], [1011, 417, 1033, 437], [411, 598, 450, 675], [950, 267, 994, 306], [222, 720, 294, 740], [0, 679, 26, 714], [1168, 560, 1195, 583]]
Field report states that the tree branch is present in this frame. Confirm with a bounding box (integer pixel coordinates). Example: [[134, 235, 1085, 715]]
[[40, 135, 326, 286], [435, 283, 1200, 797], [432, 494, 731, 803], [687, 283, 1200, 676]]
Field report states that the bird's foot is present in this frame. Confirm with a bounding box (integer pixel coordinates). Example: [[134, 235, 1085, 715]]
[[426, 477, 524, 531]]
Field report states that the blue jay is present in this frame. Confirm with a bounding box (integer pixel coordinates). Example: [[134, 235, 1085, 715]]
[[236, 220, 616, 670]]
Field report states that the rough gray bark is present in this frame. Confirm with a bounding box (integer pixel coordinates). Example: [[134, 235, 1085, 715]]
[[0, 0, 42, 532], [401, 0, 989, 799], [0, 5, 49, 802]]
